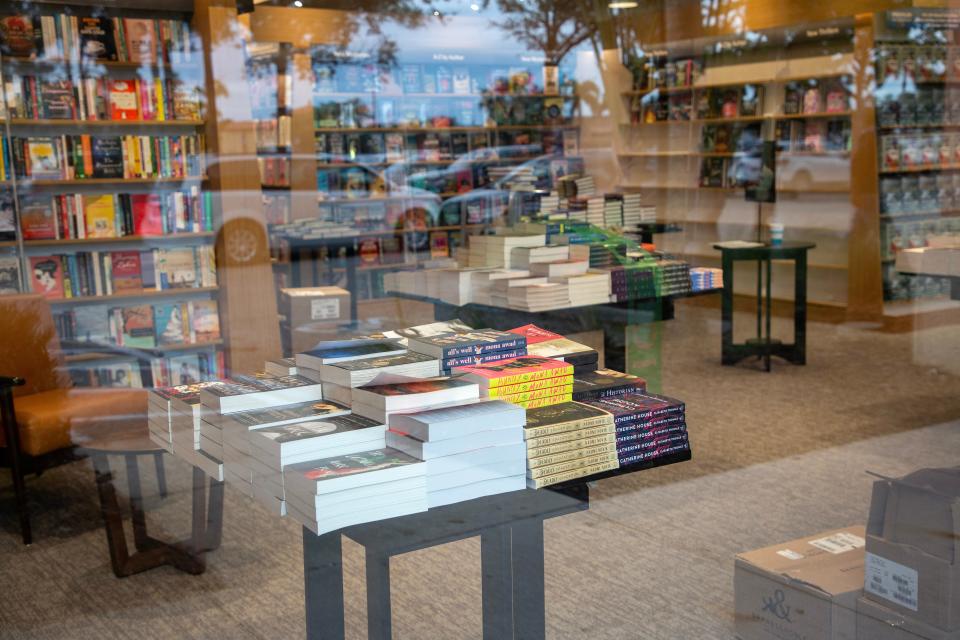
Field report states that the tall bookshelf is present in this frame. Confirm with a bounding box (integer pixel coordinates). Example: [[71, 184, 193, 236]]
[[0, 5, 224, 388]]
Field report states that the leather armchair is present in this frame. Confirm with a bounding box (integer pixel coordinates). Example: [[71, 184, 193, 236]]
[[0, 294, 149, 544]]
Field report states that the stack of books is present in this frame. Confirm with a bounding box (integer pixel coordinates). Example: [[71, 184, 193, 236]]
[[658, 260, 693, 296], [386, 400, 526, 507], [246, 407, 381, 515], [509, 324, 598, 373], [557, 270, 612, 307], [579, 392, 689, 468], [294, 339, 408, 403], [523, 402, 619, 488], [572, 369, 646, 401], [406, 329, 527, 375], [465, 234, 546, 268], [509, 244, 569, 269], [539, 194, 561, 215], [455, 356, 573, 409], [148, 381, 218, 454], [198, 374, 325, 496], [585, 197, 605, 227], [603, 195, 623, 227], [489, 276, 548, 307], [470, 269, 531, 305], [622, 193, 643, 227], [610, 263, 659, 301], [283, 449, 427, 535], [574, 175, 596, 197], [264, 358, 297, 377], [350, 378, 480, 424], [529, 259, 590, 279], [690, 267, 723, 291], [424, 268, 478, 305], [506, 280, 570, 312], [315, 352, 440, 389]]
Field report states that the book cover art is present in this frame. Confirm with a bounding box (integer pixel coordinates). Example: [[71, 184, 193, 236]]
[[171, 81, 201, 120], [83, 194, 117, 238], [0, 256, 20, 294], [526, 338, 595, 359], [78, 16, 117, 61], [508, 324, 565, 345], [301, 341, 404, 363], [0, 191, 13, 240], [108, 79, 139, 120], [229, 399, 353, 428], [96, 361, 141, 388], [131, 194, 163, 235], [169, 353, 201, 385], [39, 80, 76, 119], [359, 377, 476, 397], [27, 137, 61, 179], [19, 195, 56, 240], [331, 351, 436, 372], [291, 448, 420, 482], [190, 300, 220, 342], [572, 369, 646, 400], [525, 401, 612, 429], [29, 256, 63, 299], [580, 392, 684, 426], [123, 18, 157, 63], [455, 355, 572, 388], [91, 137, 124, 179], [253, 414, 378, 445], [0, 15, 37, 57], [154, 303, 188, 345], [408, 329, 526, 358], [158, 248, 197, 288], [120, 304, 156, 348], [110, 251, 143, 292]]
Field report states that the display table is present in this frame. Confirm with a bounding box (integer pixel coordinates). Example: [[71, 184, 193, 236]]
[[386, 291, 719, 373], [72, 421, 224, 577], [713, 242, 815, 371]]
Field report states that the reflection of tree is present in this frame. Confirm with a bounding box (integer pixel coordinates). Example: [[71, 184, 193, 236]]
[[489, 0, 602, 64]]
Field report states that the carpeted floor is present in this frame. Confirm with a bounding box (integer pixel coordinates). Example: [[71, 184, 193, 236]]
[[2, 303, 959, 639]]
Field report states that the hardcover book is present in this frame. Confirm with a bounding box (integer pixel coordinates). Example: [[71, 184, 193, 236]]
[[91, 137, 124, 179], [579, 392, 685, 427], [455, 356, 572, 389], [119, 304, 156, 348], [572, 369, 646, 401], [110, 251, 143, 292], [0, 256, 20, 295], [407, 329, 527, 359], [78, 17, 117, 61]]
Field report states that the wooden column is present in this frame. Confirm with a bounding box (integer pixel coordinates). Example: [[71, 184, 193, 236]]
[[847, 12, 885, 321], [193, 0, 282, 374], [290, 50, 318, 221]]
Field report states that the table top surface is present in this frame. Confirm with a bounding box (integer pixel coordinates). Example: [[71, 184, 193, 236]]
[[388, 288, 720, 312], [71, 420, 161, 455], [712, 241, 817, 253]]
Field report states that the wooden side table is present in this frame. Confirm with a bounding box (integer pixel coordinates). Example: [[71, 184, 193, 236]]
[[713, 242, 816, 371], [72, 420, 224, 578]]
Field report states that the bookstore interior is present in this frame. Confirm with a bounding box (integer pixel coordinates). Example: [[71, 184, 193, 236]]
[[1, 0, 960, 638]]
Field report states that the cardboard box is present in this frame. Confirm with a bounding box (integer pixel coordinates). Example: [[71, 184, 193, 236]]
[[735, 525, 866, 640], [864, 467, 960, 630], [857, 596, 960, 640], [280, 287, 351, 329]]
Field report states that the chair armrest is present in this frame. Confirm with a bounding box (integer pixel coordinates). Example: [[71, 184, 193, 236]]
[[0, 376, 25, 389]]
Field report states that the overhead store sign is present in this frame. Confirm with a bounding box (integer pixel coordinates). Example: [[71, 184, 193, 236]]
[[886, 8, 960, 29]]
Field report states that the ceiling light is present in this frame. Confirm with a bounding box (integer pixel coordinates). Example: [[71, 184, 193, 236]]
[[609, 1, 639, 7], [470, 3, 479, 10], [293, 0, 303, 6], [433, 9, 441, 15]]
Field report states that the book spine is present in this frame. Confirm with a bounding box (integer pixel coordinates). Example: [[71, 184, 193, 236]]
[[619, 440, 689, 467], [615, 413, 685, 437], [572, 385, 641, 402], [525, 421, 614, 447], [527, 451, 619, 480], [487, 375, 569, 397], [442, 348, 525, 370], [527, 442, 618, 470], [618, 432, 688, 459], [512, 393, 572, 410], [484, 365, 572, 389], [495, 384, 572, 404], [439, 336, 526, 358], [527, 459, 619, 489], [523, 412, 612, 440], [527, 432, 616, 459]]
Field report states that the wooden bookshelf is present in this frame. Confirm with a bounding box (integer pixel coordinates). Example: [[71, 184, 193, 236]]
[[8, 119, 206, 127], [21, 232, 216, 248], [19, 176, 209, 187], [47, 286, 219, 306], [2, 56, 202, 71], [313, 124, 577, 134], [62, 340, 223, 364]]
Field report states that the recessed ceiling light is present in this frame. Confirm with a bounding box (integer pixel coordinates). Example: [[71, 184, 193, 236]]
[[609, 1, 639, 7], [470, 3, 479, 10]]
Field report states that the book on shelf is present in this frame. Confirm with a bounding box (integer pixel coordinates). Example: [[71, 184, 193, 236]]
[[0, 256, 20, 294], [68, 358, 143, 388]]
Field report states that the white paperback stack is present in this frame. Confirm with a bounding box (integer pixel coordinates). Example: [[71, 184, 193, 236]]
[[387, 400, 527, 507], [244, 406, 381, 515], [559, 270, 612, 307], [470, 269, 531, 305], [199, 375, 325, 497], [529, 259, 590, 279], [148, 382, 218, 455], [506, 281, 570, 312], [317, 352, 440, 389], [622, 193, 643, 227], [295, 339, 409, 407], [640, 204, 656, 223], [539, 193, 561, 215], [574, 175, 596, 197], [466, 234, 545, 268], [350, 378, 480, 424], [510, 244, 569, 269], [585, 197, 604, 227], [382, 270, 421, 297], [283, 448, 427, 535], [489, 276, 548, 307], [160, 382, 225, 480], [425, 268, 478, 305], [604, 196, 623, 228]]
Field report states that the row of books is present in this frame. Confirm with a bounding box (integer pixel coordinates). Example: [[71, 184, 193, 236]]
[[774, 119, 851, 154], [783, 77, 851, 115], [54, 298, 220, 347], [629, 56, 703, 91], [881, 218, 960, 261], [880, 173, 960, 217], [151, 319, 685, 532], [876, 87, 960, 129], [67, 349, 223, 389], [0, 14, 199, 64], [28, 246, 216, 300], [875, 43, 960, 86], [880, 133, 960, 172], [3, 74, 202, 122], [19, 188, 213, 240], [630, 84, 763, 124], [9, 134, 206, 180]]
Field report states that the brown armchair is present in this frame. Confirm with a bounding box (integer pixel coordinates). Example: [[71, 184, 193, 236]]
[[0, 294, 149, 544]]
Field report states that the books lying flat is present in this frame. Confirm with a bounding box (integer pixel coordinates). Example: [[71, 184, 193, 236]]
[[407, 329, 526, 359], [218, 399, 350, 431], [441, 348, 526, 372], [318, 352, 439, 388], [571, 369, 646, 401], [295, 339, 406, 369], [428, 475, 525, 508], [264, 358, 297, 377], [527, 450, 619, 480], [388, 400, 525, 442], [352, 378, 479, 411], [288, 484, 426, 518], [507, 393, 572, 410], [485, 374, 570, 398], [199, 375, 324, 414], [390, 319, 474, 340], [579, 393, 684, 427], [528, 259, 589, 278], [321, 382, 353, 406], [283, 448, 424, 495], [525, 422, 615, 451], [524, 401, 614, 439], [386, 428, 524, 459], [527, 459, 619, 489], [454, 356, 573, 389], [528, 440, 617, 469], [497, 385, 573, 403], [248, 413, 386, 459]]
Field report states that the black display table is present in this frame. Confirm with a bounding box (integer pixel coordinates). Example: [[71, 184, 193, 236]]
[[713, 242, 815, 371], [388, 291, 718, 373]]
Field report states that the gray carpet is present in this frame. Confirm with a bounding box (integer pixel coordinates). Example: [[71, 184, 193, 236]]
[[2, 303, 960, 639]]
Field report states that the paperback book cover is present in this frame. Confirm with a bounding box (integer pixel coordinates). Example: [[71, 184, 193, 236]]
[[225, 399, 352, 430], [29, 256, 63, 299], [0, 15, 38, 57], [108, 79, 139, 120], [0, 256, 20, 295], [84, 195, 117, 238], [169, 353, 201, 385], [580, 393, 685, 427], [442, 348, 527, 371], [455, 356, 572, 389], [251, 412, 382, 447], [120, 304, 156, 348], [296, 340, 406, 369], [78, 16, 118, 61], [190, 300, 220, 342], [486, 374, 571, 398], [286, 448, 422, 488], [330, 352, 436, 373], [39, 81, 76, 119], [354, 378, 478, 410], [27, 137, 62, 179], [407, 329, 526, 359], [524, 401, 614, 439], [92, 137, 124, 179], [19, 195, 57, 240], [123, 18, 157, 63], [572, 369, 646, 401], [110, 251, 143, 292], [131, 194, 163, 235]]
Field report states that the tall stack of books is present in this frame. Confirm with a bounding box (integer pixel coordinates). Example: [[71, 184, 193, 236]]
[[574, 175, 596, 197], [579, 392, 688, 468], [509, 324, 598, 373], [386, 400, 526, 507], [246, 406, 381, 515], [406, 329, 527, 375], [558, 270, 612, 307], [603, 195, 623, 228], [610, 263, 659, 302], [658, 260, 693, 296], [198, 374, 325, 496], [539, 194, 561, 215], [283, 449, 427, 535], [622, 193, 643, 227], [509, 244, 569, 269], [506, 280, 570, 311], [294, 339, 408, 404], [455, 356, 573, 409], [314, 352, 440, 389], [489, 276, 548, 307], [148, 381, 218, 454], [690, 267, 723, 291], [470, 269, 531, 305], [465, 234, 545, 268], [572, 369, 646, 401], [523, 402, 619, 488], [585, 197, 605, 227], [350, 378, 480, 424]]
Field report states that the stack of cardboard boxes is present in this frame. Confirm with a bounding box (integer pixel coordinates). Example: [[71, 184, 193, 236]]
[[735, 466, 959, 640]]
